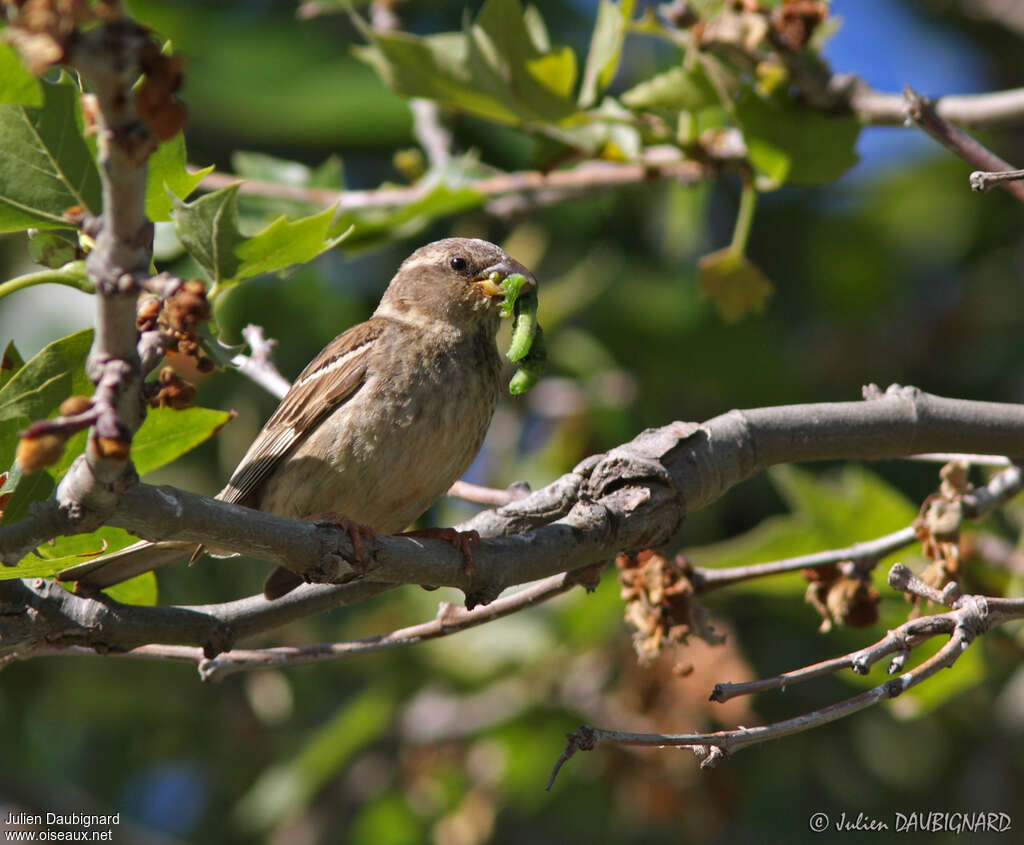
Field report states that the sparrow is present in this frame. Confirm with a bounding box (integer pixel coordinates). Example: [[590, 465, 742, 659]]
[[59, 238, 537, 599]]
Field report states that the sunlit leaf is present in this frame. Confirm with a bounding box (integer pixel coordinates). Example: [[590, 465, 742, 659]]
[[0, 41, 43, 106], [621, 63, 718, 111], [130, 406, 234, 477], [337, 184, 484, 249], [0, 340, 25, 392], [697, 248, 773, 323], [1, 524, 139, 577], [173, 185, 349, 289], [579, 0, 635, 108], [102, 571, 158, 606], [0, 469, 53, 526], [688, 466, 918, 596], [146, 132, 212, 222], [355, 0, 580, 131], [0, 329, 93, 472], [0, 77, 101, 232]]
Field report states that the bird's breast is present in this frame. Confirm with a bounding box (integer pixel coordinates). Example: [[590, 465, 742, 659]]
[[257, 326, 502, 533]]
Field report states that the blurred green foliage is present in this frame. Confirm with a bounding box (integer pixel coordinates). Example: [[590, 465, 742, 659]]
[[1, 1, 1023, 844]]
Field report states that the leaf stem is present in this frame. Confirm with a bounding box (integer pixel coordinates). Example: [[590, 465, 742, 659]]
[[0, 262, 92, 301], [728, 180, 758, 258]]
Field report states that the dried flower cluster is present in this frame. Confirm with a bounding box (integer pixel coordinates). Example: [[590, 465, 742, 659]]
[[616, 550, 723, 664], [802, 562, 880, 633]]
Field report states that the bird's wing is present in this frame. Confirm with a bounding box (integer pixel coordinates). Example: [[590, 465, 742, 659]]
[[217, 319, 385, 507]]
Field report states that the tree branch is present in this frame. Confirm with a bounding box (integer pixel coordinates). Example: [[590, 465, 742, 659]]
[[197, 150, 707, 210], [18, 18, 161, 550], [903, 86, 1024, 203], [4, 385, 1024, 657], [691, 455, 1024, 592], [547, 563, 1024, 785], [13, 567, 599, 680]]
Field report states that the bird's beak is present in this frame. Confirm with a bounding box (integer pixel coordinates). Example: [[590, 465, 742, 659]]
[[473, 258, 537, 298]]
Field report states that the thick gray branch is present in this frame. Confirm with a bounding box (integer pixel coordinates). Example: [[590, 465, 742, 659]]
[[4, 385, 1024, 656]]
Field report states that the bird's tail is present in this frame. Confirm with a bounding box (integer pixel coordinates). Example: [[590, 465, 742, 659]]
[[57, 540, 199, 588]]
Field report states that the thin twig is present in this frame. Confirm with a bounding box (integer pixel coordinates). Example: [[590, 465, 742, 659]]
[[690, 527, 917, 592], [548, 571, 1024, 785], [691, 459, 1024, 592], [969, 168, 1024, 193], [903, 86, 1024, 204], [197, 153, 706, 210], [9, 568, 599, 680], [445, 479, 531, 508], [906, 452, 1011, 467], [229, 324, 291, 400], [198, 567, 596, 680]]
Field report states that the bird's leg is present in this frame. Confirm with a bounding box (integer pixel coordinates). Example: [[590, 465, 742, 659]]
[[400, 527, 481, 576], [308, 512, 378, 563]]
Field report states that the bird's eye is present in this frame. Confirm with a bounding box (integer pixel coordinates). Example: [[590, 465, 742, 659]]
[[450, 255, 468, 273]]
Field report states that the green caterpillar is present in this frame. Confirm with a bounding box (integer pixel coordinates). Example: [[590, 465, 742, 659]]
[[494, 272, 545, 393]]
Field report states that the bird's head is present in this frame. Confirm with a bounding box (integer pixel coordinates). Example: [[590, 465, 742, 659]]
[[375, 238, 536, 332]]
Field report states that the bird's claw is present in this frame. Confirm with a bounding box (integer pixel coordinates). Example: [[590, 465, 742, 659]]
[[308, 512, 377, 564], [401, 527, 481, 577]]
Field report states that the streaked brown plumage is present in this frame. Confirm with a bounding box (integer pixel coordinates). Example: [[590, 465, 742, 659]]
[[59, 238, 536, 599]]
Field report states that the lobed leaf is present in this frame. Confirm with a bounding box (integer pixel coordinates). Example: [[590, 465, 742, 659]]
[[736, 89, 861, 186], [173, 185, 349, 290], [697, 248, 773, 323], [146, 132, 212, 222], [579, 0, 636, 108], [0, 77, 101, 232], [0, 41, 43, 106], [354, 0, 581, 132]]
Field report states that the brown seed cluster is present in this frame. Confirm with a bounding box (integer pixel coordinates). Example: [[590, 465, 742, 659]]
[[135, 40, 187, 141], [148, 365, 196, 410], [1, 0, 108, 73], [770, 1, 827, 51], [802, 563, 879, 632], [616, 550, 722, 664], [910, 460, 970, 613], [142, 280, 214, 374], [0, 473, 10, 520], [15, 430, 67, 473]]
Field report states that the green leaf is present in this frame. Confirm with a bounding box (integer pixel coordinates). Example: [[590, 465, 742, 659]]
[[470, 0, 578, 121], [1, 525, 140, 578], [621, 63, 718, 111], [172, 185, 246, 285], [689, 465, 918, 597], [354, 0, 580, 130], [233, 206, 349, 285], [173, 185, 349, 289], [0, 329, 93, 473], [103, 571, 158, 606], [146, 132, 212, 222], [27, 229, 79, 268], [0, 41, 43, 106], [736, 89, 861, 186], [130, 406, 233, 477], [0, 328, 92, 425], [0, 340, 25, 392], [579, 0, 636, 108], [0, 469, 53, 526], [0, 77, 101, 232], [697, 247, 773, 323]]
